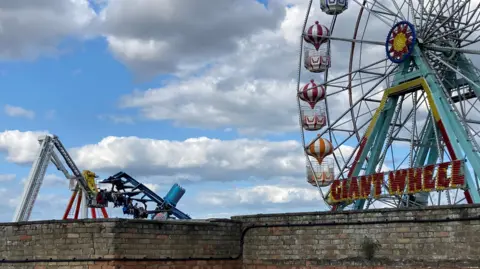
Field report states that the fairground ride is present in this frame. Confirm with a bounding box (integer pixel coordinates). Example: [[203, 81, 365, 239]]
[[13, 134, 190, 222], [298, 0, 480, 211], [13, 135, 108, 221]]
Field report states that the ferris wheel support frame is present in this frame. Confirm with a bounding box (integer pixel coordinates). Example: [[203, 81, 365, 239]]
[[345, 44, 480, 211], [452, 54, 480, 99]]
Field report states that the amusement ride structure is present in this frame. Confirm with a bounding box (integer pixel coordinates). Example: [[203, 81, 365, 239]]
[[298, 0, 480, 210], [13, 135, 190, 222]]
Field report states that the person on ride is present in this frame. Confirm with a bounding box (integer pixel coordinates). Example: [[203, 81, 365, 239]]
[[96, 191, 103, 205]]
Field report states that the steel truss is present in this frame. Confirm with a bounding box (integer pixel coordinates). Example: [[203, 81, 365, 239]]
[[13, 135, 108, 222]]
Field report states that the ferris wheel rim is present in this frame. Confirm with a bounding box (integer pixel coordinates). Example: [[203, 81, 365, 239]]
[[347, 0, 368, 143]]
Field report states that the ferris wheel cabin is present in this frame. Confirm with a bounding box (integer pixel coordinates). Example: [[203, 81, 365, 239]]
[[320, 0, 349, 15], [304, 48, 331, 73]]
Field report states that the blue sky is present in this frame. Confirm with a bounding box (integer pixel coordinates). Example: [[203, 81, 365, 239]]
[[0, 0, 336, 222]]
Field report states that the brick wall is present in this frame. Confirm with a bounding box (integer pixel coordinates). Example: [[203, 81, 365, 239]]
[[0, 218, 242, 269], [1, 205, 480, 269], [232, 205, 480, 269]]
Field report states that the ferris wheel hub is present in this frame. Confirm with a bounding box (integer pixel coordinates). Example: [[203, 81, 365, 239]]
[[438, 39, 457, 60], [386, 21, 417, 64]]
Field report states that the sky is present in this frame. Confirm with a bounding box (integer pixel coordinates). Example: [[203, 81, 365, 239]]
[[1, 0, 478, 222], [0, 0, 334, 221]]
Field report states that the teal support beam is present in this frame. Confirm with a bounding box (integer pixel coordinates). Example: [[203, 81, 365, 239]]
[[353, 96, 399, 210], [414, 46, 480, 202]]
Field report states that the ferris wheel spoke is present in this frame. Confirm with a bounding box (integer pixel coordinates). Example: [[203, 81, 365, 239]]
[[425, 16, 480, 44], [439, 9, 480, 42], [389, 0, 407, 20], [331, 135, 349, 167], [463, 0, 473, 29], [314, 35, 385, 46], [354, 98, 367, 127], [460, 31, 480, 48], [418, 0, 438, 36], [422, 1, 469, 41], [421, 0, 451, 38], [417, 0, 426, 31], [332, 109, 374, 130], [457, 90, 478, 113], [442, 77, 478, 128], [409, 91, 418, 166], [409, 0, 415, 22], [375, 95, 404, 172], [405, 0, 421, 23], [315, 68, 396, 140], [426, 44, 480, 56], [459, 2, 480, 31], [328, 119, 374, 180], [341, 66, 389, 81], [386, 93, 428, 162], [368, 0, 404, 21], [459, 4, 480, 42], [427, 51, 480, 99], [305, 58, 391, 91], [352, 0, 396, 27], [326, 72, 388, 93]]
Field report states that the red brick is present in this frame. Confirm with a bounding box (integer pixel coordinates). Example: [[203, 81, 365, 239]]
[[19, 235, 32, 241]]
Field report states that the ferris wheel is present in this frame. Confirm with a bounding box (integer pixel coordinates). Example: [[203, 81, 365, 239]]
[[297, 0, 480, 211]]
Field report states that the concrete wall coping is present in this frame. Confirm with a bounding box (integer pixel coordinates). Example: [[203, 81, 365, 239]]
[[4, 204, 479, 226], [0, 217, 241, 227], [231, 204, 480, 219]]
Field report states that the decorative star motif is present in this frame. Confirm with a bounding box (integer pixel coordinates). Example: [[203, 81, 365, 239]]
[[387, 23, 414, 61]]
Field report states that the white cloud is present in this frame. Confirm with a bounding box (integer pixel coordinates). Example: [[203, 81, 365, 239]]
[[44, 174, 69, 187], [202, 185, 321, 206], [19, 174, 68, 188], [0, 0, 97, 59], [193, 183, 328, 215], [0, 188, 18, 221], [144, 183, 160, 193], [97, 0, 307, 135], [120, 78, 299, 135], [4, 105, 35, 119], [0, 130, 305, 180], [69, 135, 305, 180], [0, 174, 15, 182], [98, 114, 134, 124], [0, 130, 48, 164], [98, 0, 287, 77]]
